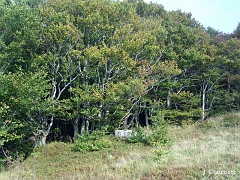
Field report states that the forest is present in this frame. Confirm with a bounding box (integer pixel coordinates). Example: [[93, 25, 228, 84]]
[[0, 0, 240, 165]]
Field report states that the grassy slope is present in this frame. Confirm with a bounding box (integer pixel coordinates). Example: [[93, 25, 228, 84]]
[[0, 113, 240, 180]]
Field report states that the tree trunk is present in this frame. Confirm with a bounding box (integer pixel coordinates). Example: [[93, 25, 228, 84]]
[[144, 108, 149, 127], [143, 102, 149, 127], [227, 76, 231, 93], [90, 121, 95, 132], [85, 120, 89, 133], [202, 83, 207, 121], [79, 118, 83, 134], [167, 89, 172, 108], [202, 91, 205, 121], [98, 102, 103, 119], [135, 110, 139, 127], [36, 115, 54, 146], [38, 133, 47, 146], [81, 119, 86, 134], [124, 115, 128, 130], [71, 117, 79, 139]]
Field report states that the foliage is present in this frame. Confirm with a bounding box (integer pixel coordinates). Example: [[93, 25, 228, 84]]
[[153, 148, 169, 162], [2, 113, 239, 179], [148, 111, 171, 147], [232, 22, 240, 39], [0, 0, 240, 166], [197, 120, 214, 131], [0, 71, 50, 164], [126, 127, 149, 145], [74, 130, 112, 152], [127, 111, 171, 150], [220, 113, 240, 127]]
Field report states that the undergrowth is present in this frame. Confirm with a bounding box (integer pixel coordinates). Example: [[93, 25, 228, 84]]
[[0, 112, 239, 179]]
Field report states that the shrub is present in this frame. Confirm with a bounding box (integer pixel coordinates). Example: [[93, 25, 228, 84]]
[[126, 111, 171, 148], [153, 148, 169, 162], [221, 114, 240, 127], [197, 120, 213, 131], [125, 128, 149, 145], [182, 118, 194, 127], [74, 130, 112, 152], [148, 111, 172, 147]]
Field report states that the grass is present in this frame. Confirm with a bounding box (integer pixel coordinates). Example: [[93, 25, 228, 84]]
[[0, 112, 239, 179], [161, 113, 240, 180]]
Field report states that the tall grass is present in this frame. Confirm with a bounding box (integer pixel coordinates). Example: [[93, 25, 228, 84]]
[[161, 112, 240, 179], [0, 112, 239, 179]]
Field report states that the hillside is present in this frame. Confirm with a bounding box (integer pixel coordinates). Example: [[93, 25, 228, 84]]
[[1, 0, 240, 164], [1, 112, 239, 180]]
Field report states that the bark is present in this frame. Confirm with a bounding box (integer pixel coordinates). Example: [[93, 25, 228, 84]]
[[85, 120, 89, 133], [71, 117, 79, 139], [201, 74, 226, 121], [38, 133, 47, 146], [127, 114, 134, 129], [135, 110, 139, 127], [124, 113, 130, 130], [202, 90, 206, 121], [90, 121, 95, 132], [143, 102, 149, 127], [167, 89, 172, 108], [36, 115, 54, 146], [81, 119, 85, 134], [105, 109, 109, 118], [201, 82, 208, 121], [79, 118, 83, 134], [98, 103, 103, 119], [144, 108, 149, 127], [227, 76, 231, 93]]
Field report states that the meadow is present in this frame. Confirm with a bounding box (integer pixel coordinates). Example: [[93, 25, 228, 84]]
[[0, 113, 239, 180]]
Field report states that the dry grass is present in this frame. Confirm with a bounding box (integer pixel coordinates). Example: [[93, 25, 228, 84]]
[[0, 112, 239, 179], [161, 112, 240, 179]]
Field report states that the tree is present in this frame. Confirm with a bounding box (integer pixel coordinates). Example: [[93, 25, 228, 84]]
[[0, 71, 50, 164], [0, 0, 42, 73], [232, 22, 240, 39], [0, 1, 240, 165]]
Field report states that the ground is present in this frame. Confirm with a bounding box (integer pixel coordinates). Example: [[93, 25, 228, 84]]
[[0, 113, 239, 180]]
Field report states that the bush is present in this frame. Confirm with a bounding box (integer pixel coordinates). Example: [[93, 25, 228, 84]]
[[221, 114, 240, 127], [74, 130, 112, 152], [126, 111, 171, 148], [148, 112, 171, 147], [126, 128, 149, 145], [153, 148, 169, 162], [197, 120, 213, 131]]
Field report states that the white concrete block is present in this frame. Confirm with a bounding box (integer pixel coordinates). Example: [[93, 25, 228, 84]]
[[115, 130, 132, 138]]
